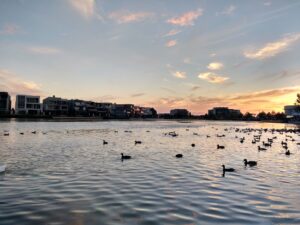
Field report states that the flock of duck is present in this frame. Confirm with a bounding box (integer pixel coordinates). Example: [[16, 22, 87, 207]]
[[1, 126, 300, 176]]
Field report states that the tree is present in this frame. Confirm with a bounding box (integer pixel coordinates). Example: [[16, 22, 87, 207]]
[[297, 93, 300, 105]]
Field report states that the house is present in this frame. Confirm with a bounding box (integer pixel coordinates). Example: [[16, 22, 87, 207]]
[[284, 105, 300, 117], [208, 107, 242, 119], [43, 96, 69, 116], [0, 92, 11, 115], [141, 107, 157, 118], [15, 95, 42, 115], [170, 109, 191, 118], [111, 104, 134, 119]]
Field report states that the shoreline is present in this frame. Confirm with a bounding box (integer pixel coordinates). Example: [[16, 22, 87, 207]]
[[0, 116, 298, 124]]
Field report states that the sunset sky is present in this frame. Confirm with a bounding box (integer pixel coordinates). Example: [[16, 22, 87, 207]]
[[0, 0, 300, 114]]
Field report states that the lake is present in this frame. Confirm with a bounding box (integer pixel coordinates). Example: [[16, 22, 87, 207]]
[[0, 120, 299, 225]]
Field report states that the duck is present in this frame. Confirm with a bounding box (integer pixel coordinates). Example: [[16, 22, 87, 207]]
[[176, 154, 183, 158], [3, 133, 9, 136], [103, 140, 108, 145], [32, 131, 37, 134], [285, 150, 291, 156], [244, 159, 257, 167], [121, 153, 131, 160], [222, 165, 235, 172], [20, 132, 24, 135], [135, 141, 142, 145], [217, 144, 225, 149], [191, 143, 195, 147], [258, 146, 267, 151]]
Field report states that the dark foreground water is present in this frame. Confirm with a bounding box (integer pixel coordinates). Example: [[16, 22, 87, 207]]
[[0, 120, 300, 225]]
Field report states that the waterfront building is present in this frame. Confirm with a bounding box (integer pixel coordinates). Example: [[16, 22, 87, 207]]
[[111, 104, 135, 119], [170, 109, 191, 118], [94, 102, 113, 118], [68, 100, 99, 117], [15, 95, 42, 115], [0, 92, 11, 115], [141, 107, 157, 118], [284, 105, 300, 117], [208, 107, 242, 119], [43, 96, 69, 116]]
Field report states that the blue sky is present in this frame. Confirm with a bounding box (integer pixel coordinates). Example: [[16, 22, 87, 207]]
[[0, 0, 300, 114]]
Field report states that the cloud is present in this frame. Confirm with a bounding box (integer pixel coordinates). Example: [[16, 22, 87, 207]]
[[28, 46, 62, 55], [172, 71, 186, 79], [161, 87, 176, 94], [149, 85, 299, 114], [163, 29, 181, 37], [108, 11, 153, 24], [244, 33, 300, 59], [0, 23, 20, 35], [198, 72, 229, 84], [131, 93, 145, 98], [167, 9, 203, 26], [69, 0, 95, 18], [190, 86, 201, 91], [0, 70, 45, 105], [166, 40, 177, 47], [207, 62, 223, 70], [221, 5, 236, 15], [264, 1, 272, 6]]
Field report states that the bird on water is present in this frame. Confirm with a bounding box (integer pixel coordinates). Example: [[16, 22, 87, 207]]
[[244, 159, 257, 167], [222, 165, 235, 172], [176, 154, 183, 158], [121, 153, 131, 160]]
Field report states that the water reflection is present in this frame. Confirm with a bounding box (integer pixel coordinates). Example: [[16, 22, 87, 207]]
[[0, 120, 300, 225]]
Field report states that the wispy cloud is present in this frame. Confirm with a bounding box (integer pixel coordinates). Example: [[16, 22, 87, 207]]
[[221, 5, 236, 15], [264, 1, 272, 6], [131, 93, 145, 98], [108, 11, 153, 24], [190, 86, 201, 91], [0, 69, 45, 99], [167, 9, 203, 26], [172, 71, 186, 79], [244, 33, 300, 59], [166, 40, 177, 47], [68, 0, 96, 19], [207, 62, 223, 70], [163, 29, 181, 37], [28, 46, 62, 55], [0, 23, 20, 35], [198, 72, 229, 84]]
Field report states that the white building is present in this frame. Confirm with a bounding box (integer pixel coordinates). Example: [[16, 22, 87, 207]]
[[15, 95, 42, 115], [284, 105, 300, 117]]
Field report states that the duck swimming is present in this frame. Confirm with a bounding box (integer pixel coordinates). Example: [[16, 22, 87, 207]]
[[103, 140, 108, 145], [176, 154, 183, 158], [222, 165, 235, 172], [244, 159, 257, 167], [258, 146, 267, 151], [121, 153, 131, 160], [217, 144, 225, 149]]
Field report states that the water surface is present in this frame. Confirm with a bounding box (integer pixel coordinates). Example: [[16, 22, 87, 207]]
[[0, 120, 300, 225]]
